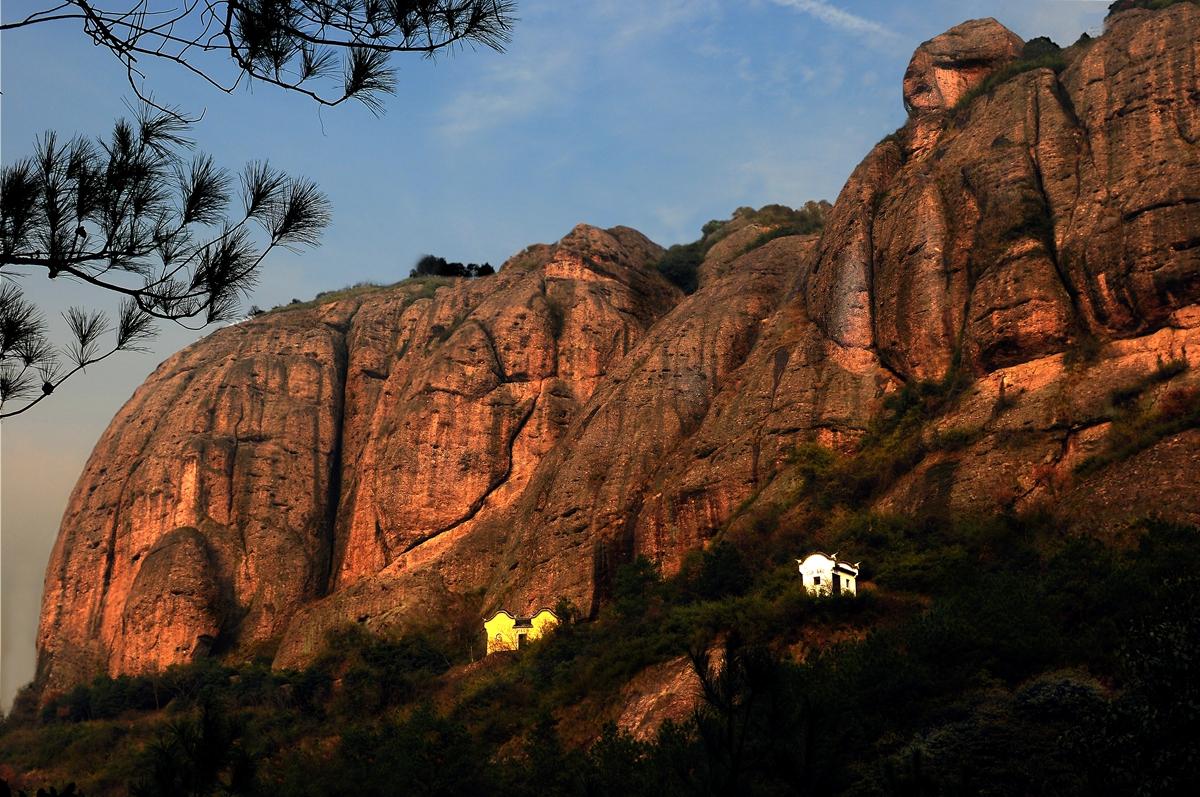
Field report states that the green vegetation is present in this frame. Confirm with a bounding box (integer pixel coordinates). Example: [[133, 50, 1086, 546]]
[[786, 369, 970, 509], [1107, 355, 1189, 408], [258, 275, 455, 316], [954, 53, 1067, 115], [409, 255, 495, 279], [654, 203, 830, 294], [6, 516, 1200, 795], [1076, 359, 1199, 475], [949, 33, 1102, 117], [654, 241, 706, 294]]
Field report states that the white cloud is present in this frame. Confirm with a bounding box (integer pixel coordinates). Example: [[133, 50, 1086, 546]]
[[594, 0, 720, 47], [769, 0, 900, 39], [436, 0, 899, 142], [437, 1, 722, 141], [438, 47, 576, 140]]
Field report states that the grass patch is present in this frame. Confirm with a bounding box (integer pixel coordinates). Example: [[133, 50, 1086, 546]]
[[1076, 383, 1200, 475], [261, 276, 454, 316], [952, 34, 1082, 118], [732, 223, 821, 259], [785, 369, 971, 508]]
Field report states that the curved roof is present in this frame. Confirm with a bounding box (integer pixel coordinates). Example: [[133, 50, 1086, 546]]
[[485, 609, 516, 621], [796, 552, 860, 571], [485, 607, 559, 624]]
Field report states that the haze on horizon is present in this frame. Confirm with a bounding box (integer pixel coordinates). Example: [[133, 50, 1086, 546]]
[[0, 0, 1108, 709]]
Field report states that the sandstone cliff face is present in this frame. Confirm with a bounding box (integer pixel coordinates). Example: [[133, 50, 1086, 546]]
[[809, 8, 1200, 382], [35, 6, 1200, 695], [37, 301, 355, 688], [36, 226, 678, 692]]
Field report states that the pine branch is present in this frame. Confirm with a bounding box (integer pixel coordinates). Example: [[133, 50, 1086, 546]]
[[0, 108, 330, 418]]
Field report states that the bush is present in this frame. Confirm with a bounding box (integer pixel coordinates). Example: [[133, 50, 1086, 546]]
[[690, 542, 752, 600], [1076, 377, 1200, 475], [410, 254, 494, 279]]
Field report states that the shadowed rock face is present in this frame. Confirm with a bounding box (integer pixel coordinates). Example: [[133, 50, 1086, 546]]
[[35, 6, 1200, 695]]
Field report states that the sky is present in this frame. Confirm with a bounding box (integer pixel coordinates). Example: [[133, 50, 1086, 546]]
[[0, 0, 1111, 709]]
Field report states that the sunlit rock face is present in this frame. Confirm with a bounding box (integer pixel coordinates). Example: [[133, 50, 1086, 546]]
[[808, 5, 1200, 381], [36, 5, 1200, 697], [37, 224, 680, 690], [903, 18, 1025, 115]]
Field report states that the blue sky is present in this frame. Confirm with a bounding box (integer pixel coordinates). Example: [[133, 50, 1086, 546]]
[[0, 0, 1110, 707]]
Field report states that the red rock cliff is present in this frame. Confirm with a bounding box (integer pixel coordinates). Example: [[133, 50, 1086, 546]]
[[35, 6, 1200, 693]]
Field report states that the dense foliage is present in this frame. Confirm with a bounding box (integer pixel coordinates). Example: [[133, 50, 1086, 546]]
[[4, 512, 1199, 795], [6, 352, 1199, 794], [409, 254, 495, 279]]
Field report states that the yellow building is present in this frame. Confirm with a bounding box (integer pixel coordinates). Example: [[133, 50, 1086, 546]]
[[484, 608, 559, 655]]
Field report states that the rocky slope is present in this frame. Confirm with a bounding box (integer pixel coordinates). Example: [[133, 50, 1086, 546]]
[[34, 4, 1200, 697]]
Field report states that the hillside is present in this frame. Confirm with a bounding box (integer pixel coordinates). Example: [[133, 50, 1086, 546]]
[[5, 4, 1200, 794]]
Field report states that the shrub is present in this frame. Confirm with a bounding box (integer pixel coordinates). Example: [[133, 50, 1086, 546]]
[[410, 254, 494, 279], [1077, 377, 1200, 475], [786, 370, 971, 507], [655, 202, 832, 294], [733, 224, 816, 258], [690, 542, 752, 600]]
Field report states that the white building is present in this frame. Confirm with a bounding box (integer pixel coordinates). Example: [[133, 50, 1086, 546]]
[[797, 552, 860, 596]]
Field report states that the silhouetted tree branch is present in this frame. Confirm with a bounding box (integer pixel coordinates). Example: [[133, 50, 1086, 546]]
[[1, 1, 518, 114], [0, 105, 331, 419]]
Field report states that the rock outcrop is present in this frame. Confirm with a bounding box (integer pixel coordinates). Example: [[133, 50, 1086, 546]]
[[35, 5, 1200, 697], [810, 8, 1200, 381]]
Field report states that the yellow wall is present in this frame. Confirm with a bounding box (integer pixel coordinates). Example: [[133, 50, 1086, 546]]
[[484, 609, 560, 655], [529, 609, 559, 637], [485, 612, 519, 655]]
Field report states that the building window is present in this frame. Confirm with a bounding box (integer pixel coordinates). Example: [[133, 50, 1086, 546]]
[[813, 576, 821, 585]]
